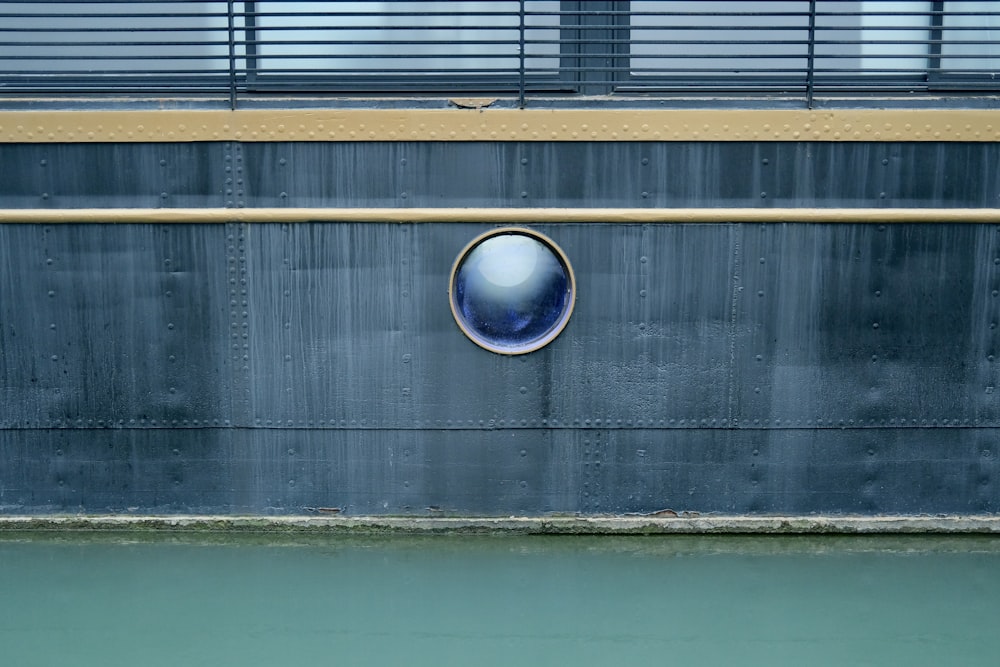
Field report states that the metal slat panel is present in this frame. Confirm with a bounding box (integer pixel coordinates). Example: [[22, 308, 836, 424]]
[[1, 1, 997, 103]]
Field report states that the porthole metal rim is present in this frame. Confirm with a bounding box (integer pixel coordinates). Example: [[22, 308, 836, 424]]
[[448, 226, 576, 355]]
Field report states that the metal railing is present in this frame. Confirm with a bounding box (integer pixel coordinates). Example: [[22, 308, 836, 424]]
[[1, 1, 997, 107]]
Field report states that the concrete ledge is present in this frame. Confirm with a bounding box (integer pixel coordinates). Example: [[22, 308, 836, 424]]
[[1, 515, 999, 535]]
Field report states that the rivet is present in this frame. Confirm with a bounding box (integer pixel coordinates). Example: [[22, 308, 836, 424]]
[[641, 157, 649, 165], [279, 158, 287, 166], [521, 191, 528, 198], [882, 158, 889, 166], [762, 158, 769, 165], [402, 354, 411, 363], [872, 322, 880, 329], [641, 191, 649, 198], [519, 386, 527, 394], [47, 290, 55, 297], [639, 289, 647, 298], [159, 159, 167, 167], [40, 159, 47, 167], [875, 290, 881, 297], [640, 256, 647, 263], [160, 192, 168, 199], [760, 192, 767, 198]]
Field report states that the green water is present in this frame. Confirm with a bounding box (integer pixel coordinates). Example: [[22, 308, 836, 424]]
[[1, 533, 998, 666]]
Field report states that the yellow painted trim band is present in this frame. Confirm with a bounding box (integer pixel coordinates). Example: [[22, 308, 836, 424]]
[[2, 208, 1000, 224], [0, 108, 998, 143]]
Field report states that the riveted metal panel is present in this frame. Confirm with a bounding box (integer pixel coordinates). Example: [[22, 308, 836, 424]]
[[238, 142, 405, 208], [0, 428, 569, 516], [0, 223, 235, 428], [229, 141, 1000, 209], [575, 428, 999, 516], [4, 220, 999, 433], [2, 427, 994, 516], [735, 223, 1000, 428], [0, 143, 227, 209], [4, 109, 1000, 145], [3, 141, 1000, 210], [0, 428, 236, 514], [242, 222, 415, 427]]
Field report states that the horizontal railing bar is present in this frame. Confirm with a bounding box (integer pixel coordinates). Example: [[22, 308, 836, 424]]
[[4, 14, 994, 24], [5, 208, 1000, 225]]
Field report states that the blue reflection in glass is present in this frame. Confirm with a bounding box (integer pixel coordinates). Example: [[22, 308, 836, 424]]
[[453, 233, 571, 350]]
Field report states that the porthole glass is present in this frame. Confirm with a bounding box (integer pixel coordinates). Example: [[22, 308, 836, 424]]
[[449, 228, 575, 354]]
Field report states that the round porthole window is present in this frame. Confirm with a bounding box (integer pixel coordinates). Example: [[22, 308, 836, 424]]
[[449, 228, 575, 354]]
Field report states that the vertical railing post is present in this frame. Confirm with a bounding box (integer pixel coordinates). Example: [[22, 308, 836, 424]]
[[519, 0, 527, 108], [227, 0, 238, 109], [928, 1, 945, 82], [806, 0, 817, 108], [244, 1, 258, 91]]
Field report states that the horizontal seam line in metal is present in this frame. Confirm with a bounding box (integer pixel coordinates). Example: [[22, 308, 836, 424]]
[[2, 208, 1000, 225]]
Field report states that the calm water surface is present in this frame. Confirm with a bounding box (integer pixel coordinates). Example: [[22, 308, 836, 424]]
[[1, 533, 998, 666]]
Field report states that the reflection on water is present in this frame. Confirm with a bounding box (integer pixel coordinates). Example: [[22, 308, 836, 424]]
[[1, 533, 998, 667]]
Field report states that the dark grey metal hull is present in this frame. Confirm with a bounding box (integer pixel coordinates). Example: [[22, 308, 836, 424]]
[[1, 140, 998, 516]]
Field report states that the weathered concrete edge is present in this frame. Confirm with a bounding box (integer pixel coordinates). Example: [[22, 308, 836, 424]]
[[1, 515, 999, 535]]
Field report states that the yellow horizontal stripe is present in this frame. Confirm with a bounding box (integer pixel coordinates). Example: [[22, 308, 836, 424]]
[[0, 108, 998, 143], [2, 208, 1000, 224]]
